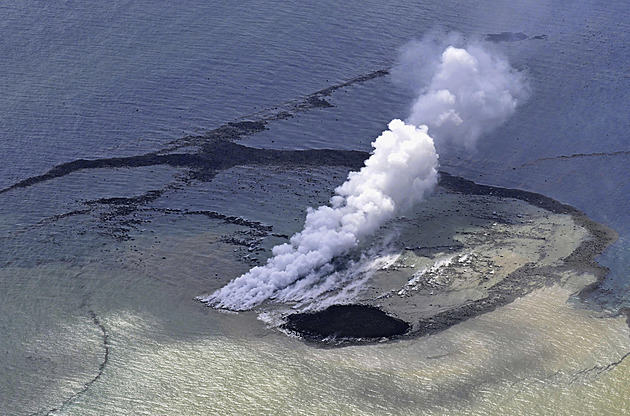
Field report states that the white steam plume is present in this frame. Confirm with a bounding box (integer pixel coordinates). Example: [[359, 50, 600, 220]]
[[199, 36, 528, 311], [405, 43, 529, 148], [203, 120, 438, 310]]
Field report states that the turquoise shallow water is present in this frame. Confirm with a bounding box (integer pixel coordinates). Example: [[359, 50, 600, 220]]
[[1, 1, 629, 414]]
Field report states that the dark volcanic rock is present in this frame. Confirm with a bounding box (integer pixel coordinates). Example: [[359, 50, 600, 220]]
[[283, 304, 410, 341], [485, 32, 528, 42]]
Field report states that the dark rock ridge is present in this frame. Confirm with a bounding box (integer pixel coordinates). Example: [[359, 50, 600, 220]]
[[0, 141, 368, 195], [485, 32, 547, 42], [283, 304, 410, 342], [485, 32, 528, 42], [1, 67, 391, 196], [0, 142, 368, 241]]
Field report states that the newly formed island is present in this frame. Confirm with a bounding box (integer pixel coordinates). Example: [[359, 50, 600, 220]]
[[280, 172, 619, 345]]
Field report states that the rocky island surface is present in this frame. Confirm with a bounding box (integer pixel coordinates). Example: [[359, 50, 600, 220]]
[[280, 172, 618, 345]]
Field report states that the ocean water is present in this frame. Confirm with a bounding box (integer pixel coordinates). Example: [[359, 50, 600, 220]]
[[1, 1, 629, 415]]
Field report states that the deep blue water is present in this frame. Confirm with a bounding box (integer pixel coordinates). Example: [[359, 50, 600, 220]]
[[1, 2, 628, 303]]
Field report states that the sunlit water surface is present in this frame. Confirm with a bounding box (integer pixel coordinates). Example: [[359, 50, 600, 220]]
[[1, 1, 629, 415]]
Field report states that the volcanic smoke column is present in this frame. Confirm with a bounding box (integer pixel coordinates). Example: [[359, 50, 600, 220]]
[[200, 41, 528, 311], [204, 120, 439, 310]]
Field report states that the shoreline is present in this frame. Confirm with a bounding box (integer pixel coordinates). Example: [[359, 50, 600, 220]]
[[283, 171, 620, 346], [438, 171, 619, 301]]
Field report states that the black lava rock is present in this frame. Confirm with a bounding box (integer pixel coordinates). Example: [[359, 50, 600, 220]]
[[283, 304, 410, 341]]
